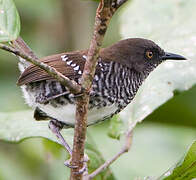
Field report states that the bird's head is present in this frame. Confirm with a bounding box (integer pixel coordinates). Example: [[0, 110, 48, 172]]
[[101, 38, 186, 74]]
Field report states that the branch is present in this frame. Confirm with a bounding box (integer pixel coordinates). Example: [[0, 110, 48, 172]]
[[70, 0, 128, 179], [0, 41, 81, 94], [88, 128, 133, 179]]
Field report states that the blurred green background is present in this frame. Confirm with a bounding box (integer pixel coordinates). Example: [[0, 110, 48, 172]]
[[0, 0, 195, 179]]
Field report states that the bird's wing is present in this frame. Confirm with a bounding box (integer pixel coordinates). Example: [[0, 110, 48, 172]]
[[17, 50, 88, 86]]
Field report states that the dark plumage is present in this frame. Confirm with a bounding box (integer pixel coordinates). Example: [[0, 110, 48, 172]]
[[18, 38, 186, 127]]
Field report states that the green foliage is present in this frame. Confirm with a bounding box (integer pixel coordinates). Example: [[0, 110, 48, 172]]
[[107, 115, 123, 140], [161, 141, 196, 179], [0, 111, 115, 179], [0, 0, 20, 42], [89, 123, 196, 179]]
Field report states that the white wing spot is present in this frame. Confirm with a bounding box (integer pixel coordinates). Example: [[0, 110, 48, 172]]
[[78, 70, 82, 74], [82, 55, 87, 60], [61, 55, 67, 58], [62, 57, 68, 61], [74, 65, 79, 71], [61, 55, 68, 61], [71, 63, 76, 67], [99, 62, 103, 67], [95, 75, 99, 81], [67, 60, 72, 65]]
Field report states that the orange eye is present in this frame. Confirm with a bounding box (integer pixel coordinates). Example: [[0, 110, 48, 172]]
[[146, 51, 153, 59]]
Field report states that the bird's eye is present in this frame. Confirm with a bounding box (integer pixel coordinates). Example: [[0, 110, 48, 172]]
[[146, 51, 153, 59]]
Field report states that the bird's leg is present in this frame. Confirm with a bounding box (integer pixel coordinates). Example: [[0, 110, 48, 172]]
[[72, 154, 89, 175], [48, 119, 89, 173], [48, 120, 77, 169], [48, 120, 74, 164]]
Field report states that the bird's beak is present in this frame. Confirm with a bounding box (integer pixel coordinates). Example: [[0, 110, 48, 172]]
[[161, 52, 187, 60]]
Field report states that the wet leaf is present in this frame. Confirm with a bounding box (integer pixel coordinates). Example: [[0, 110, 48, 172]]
[[119, 0, 196, 129], [0, 111, 116, 180], [160, 141, 196, 180], [0, 111, 73, 144], [0, 0, 20, 42], [107, 115, 123, 140]]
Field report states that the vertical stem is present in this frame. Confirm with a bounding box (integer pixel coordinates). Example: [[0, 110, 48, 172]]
[[70, 0, 128, 179], [70, 1, 112, 179], [70, 93, 89, 180]]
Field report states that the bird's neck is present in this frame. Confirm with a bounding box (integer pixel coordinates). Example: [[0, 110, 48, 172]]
[[141, 60, 162, 79]]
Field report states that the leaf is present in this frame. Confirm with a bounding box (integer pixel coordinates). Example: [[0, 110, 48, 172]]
[[118, 0, 196, 128], [89, 122, 196, 179], [0, 111, 116, 180], [107, 115, 123, 140], [159, 141, 196, 180], [0, 0, 20, 42], [0, 110, 195, 178], [0, 111, 74, 144]]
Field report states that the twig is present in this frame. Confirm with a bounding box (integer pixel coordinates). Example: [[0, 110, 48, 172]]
[[0, 42, 81, 94], [70, 0, 128, 179], [88, 128, 133, 179]]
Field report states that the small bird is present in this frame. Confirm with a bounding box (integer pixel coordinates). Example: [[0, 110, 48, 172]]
[[17, 38, 186, 159]]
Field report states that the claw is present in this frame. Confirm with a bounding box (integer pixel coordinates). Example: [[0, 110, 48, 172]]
[[74, 163, 88, 175], [64, 159, 78, 169], [83, 154, 89, 162], [64, 154, 89, 175]]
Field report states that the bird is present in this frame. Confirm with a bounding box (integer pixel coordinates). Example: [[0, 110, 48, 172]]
[[17, 38, 186, 162]]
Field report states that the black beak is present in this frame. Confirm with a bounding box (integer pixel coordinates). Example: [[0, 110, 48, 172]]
[[161, 52, 187, 60]]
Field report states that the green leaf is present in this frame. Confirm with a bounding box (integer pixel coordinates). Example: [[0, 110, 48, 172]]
[[118, 0, 196, 128], [85, 135, 116, 180], [0, 111, 196, 178], [0, 111, 116, 180], [0, 111, 74, 144], [107, 115, 123, 140], [89, 123, 196, 179], [0, 0, 20, 42], [160, 141, 196, 180]]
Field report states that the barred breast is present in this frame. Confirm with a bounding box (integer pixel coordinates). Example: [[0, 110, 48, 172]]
[[21, 61, 143, 126]]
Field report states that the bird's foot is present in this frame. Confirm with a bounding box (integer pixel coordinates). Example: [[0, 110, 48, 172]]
[[49, 120, 89, 174], [64, 158, 78, 169], [64, 154, 89, 175]]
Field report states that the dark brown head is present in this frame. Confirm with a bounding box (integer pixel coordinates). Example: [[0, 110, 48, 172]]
[[100, 38, 186, 73]]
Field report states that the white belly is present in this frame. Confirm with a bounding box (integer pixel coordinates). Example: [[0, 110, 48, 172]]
[[21, 84, 118, 126], [38, 103, 118, 126]]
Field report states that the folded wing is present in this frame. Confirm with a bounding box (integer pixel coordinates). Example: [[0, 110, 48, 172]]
[[17, 50, 88, 86]]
